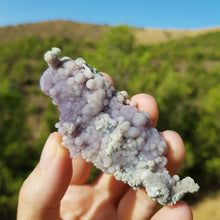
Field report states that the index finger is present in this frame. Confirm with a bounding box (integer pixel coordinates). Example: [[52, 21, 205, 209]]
[[100, 72, 115, 87], [131, 93, 159, 127]]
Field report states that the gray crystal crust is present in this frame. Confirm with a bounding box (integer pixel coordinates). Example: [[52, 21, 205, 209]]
[[40, 48, 199, 205]]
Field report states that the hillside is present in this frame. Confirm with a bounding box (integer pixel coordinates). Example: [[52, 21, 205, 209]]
[[0, 20, 108, 43], [134, 26, 220, 44], [0, 24, 220, 219], [0, 20, 220, 45]]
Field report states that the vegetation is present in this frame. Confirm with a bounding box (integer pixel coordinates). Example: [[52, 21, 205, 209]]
[[0, 24, 220, 219]]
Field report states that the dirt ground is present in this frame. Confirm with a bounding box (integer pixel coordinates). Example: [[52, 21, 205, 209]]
[[192, 191, 220, 220]]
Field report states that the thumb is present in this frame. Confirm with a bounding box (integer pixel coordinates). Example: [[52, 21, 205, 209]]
[[17, 132, 72, 220]]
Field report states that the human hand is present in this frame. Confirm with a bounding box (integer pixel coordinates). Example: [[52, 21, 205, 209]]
[[17, 74, 193, 220]]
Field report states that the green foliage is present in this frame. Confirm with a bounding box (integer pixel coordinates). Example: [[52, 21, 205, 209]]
[[193, 84, 220, 183], [0, 82, 34, 219], [82, 25, 137, 89], [1, 26, 220, 218]]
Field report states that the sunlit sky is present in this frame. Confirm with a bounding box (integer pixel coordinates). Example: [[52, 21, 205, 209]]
[[1, 0, 220, 29]]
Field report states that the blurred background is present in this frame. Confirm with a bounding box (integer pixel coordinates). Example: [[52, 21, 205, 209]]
[[0, 0, 220, 219]]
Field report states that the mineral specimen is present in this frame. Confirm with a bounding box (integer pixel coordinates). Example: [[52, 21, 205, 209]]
[[40, 48, 199, 205]]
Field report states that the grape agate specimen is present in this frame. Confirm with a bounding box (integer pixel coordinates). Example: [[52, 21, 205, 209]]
[[40, 48, 199, 205]]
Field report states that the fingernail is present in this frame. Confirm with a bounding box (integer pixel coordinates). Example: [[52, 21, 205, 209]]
[[39, 133, 59, 170]]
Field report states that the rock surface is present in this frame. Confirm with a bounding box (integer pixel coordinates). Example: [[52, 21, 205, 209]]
[[40, 48, 199, 205]]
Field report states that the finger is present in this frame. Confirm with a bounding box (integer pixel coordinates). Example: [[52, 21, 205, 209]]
[[118, 130, 186, 219], [100, 72, 115, 87], [17, 132, 72, 220], [131, 93, 159, 127], [151, 201, 193, 220], [117, 188, 158, 220], [163, 130, 186, 176], [70, 156, 93, 185], [93, 173, 129, 204]]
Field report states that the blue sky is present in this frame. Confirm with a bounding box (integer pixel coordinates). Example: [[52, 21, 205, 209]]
[[0, 0, 220, 29]]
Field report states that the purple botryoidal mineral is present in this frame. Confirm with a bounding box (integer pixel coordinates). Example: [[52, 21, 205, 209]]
[[40, 48, 199, 205]]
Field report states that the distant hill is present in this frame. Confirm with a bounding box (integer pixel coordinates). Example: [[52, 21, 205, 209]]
[[0, 20, 220, 45], [0, 20, 108, 43]]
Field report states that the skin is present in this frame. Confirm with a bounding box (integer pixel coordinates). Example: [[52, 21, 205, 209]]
[[17, 73, 193, 220]]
